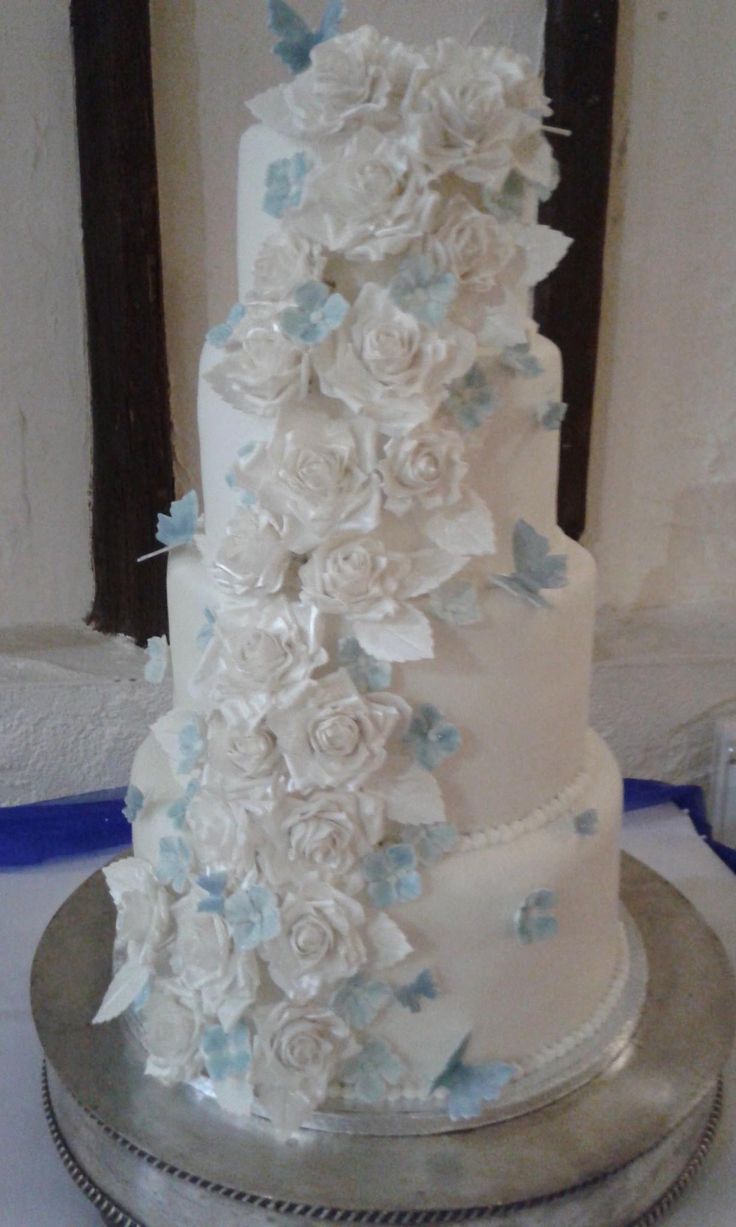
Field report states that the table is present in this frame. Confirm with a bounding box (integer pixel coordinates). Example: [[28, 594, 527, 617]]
[[2, 804, 735, 1227]]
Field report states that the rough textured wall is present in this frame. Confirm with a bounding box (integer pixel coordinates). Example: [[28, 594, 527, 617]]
[[0, 0, 92, 626], [149, 0, 546, 493], [586, 0, 736, 610], [0, 626, 171, 805]]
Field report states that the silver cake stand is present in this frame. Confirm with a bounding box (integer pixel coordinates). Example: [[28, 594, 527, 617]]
[[31, 854, 735, 1227]]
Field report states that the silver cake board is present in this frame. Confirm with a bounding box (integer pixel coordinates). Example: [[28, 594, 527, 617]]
[[31, 854, 736, 1227]]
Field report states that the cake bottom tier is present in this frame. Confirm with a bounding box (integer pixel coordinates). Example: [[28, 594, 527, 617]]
[[129, 729, 625, 1122]]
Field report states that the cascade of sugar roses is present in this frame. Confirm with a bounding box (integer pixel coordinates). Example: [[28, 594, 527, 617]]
[[94, 8, 571, 1135]]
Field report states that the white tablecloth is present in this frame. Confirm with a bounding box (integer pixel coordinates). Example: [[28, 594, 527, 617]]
[[2, 805, 735, 1226]]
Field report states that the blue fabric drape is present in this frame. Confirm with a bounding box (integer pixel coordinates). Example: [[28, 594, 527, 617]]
[[0, 789, 129, 869], [1, 777, 733, 872]]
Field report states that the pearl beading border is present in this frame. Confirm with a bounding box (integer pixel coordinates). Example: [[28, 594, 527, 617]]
[[454, 734, 594, 852]]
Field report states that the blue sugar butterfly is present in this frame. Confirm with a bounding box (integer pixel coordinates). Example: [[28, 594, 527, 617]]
[[490, 520, 568, 609], [267, 0, 344, 75]]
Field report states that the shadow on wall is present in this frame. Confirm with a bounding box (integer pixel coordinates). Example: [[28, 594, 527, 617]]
[[634, 480, 736, 611]]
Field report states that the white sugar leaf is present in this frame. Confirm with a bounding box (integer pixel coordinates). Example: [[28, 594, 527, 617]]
[[512, 223, 573, 287], [386, 765, 447, 827], [211, 1076, 254, 1118], [402, 548, 467, 598], [92, 961, 149, 1024], [367, 913, 413, 970], [425, 493, 496, 557], [428, 579, 481, 626], [352, 606, 433, 663]]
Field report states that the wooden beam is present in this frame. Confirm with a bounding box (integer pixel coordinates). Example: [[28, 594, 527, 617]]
[[535, 0, 619, 540], [71, 0, 174, 643]]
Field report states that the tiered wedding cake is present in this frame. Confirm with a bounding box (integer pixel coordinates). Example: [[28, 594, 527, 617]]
[[94, 19, 630, 1137]]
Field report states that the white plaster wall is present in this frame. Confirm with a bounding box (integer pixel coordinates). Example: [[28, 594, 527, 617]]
[[585, 0, 736, 785], [586, 0, 736, 611], [150, 0, 545, 492], [0, 626, 171, 805], [0, 0, 93, 627]]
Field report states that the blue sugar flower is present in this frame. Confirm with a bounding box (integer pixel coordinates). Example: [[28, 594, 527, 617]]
[[389, 255, 457, 326], [177, 719, 204, 776], [428, 579, 481, 626], [394, 969, 438, 1014], [482, 170, 525, 221], [154, 836, 191, 894], [196, 607, 216, 653], [340, 1039, 405, 1103], [575, 808, 599, 836], [337, 637, 392, 693], [431, 1035, 515, 1121], [155, 490, 199, 550], [267, 0, 344, 76], [279, 280, 348, 345], [404, 704, 461, 771], [144, 635, 169, 684], [224, 882, 281, 950], [490, 519, 568, 609], [399, 822, 458, 865], [502, 343, 543, 378], [206, 303, 246, 348], [122, 784, 144, 824], [167, 779, 199, 831], [330, 975, 393, 1029], [537, 400, 567, 430], [263, 151, 311, 218], [201, 1022, 251, 1082], [514, 889, 558, 945], [362, 844, 422, 909], [196, 870, 228, 915], [441, 364, 496, 431]]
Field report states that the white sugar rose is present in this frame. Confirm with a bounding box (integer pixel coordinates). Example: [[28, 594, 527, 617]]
[[252, 1001, 355, 1134], [204, 708, 283, 801], [103, 857, 172, 966], [379, 426, 467, 515], [141, 982, 204, 1085], [206, 319, 309, 415], [263, 883, 368, 1001], [481, 44, 551, 116], [429, 195, 520, 301], [314, 283, 475, 435], [252, 232, 327, 301], [269, 790, 384, 882], [213, 508, 291, 600], [291, 127, 439, 262], [249, 26, 418, 144], [299, 536, 410, 619], [268, 669, 410, 791], [231, 411, 381, 551], [186, 789, 258, 882], [193, 598, 326, 716], [170, 893, 259, 1030], [404, 39, 530, 188]]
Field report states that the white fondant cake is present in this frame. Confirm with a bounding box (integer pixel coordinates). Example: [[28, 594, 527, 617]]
[[94, 19, 630, 1138]]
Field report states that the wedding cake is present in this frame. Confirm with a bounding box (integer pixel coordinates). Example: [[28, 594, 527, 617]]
[[93, 15, 631, 1138]]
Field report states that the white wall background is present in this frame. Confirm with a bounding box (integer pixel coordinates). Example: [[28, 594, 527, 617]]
[[0, 0, 92, 628], [585, 0, 736, 789], [586, 0, 736, 611]]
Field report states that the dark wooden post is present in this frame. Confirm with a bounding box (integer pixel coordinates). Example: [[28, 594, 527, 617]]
[[536, 0, 619, 540], [71, 0, 174, 643]]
